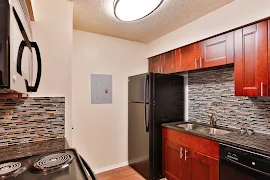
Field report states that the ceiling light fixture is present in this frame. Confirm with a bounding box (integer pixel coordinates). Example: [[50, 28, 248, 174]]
[[114, 0, 164, 22]]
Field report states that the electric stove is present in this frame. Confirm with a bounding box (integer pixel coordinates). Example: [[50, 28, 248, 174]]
[[0, 149, 96, 180]]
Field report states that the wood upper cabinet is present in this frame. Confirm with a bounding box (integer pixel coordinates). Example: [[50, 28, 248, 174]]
[[149, 55, 162, 73], [200, 32, 234, 68], [234, 20, 269, 96], [162, 50, 178, 74], [268, 20, 270, 96], [162, 140, 189, 180], [189, 151, 219, 180], [177, 43, 200, 72]]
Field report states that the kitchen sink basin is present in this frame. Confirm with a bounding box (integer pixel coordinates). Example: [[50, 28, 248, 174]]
[[175, 123, 232, 135], [176, 123, 205, 130], [198, 127, 231, 135]]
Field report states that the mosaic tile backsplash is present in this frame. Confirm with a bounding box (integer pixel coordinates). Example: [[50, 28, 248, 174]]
[[0, 97, 65, 146], [188, 67, 270, 134]]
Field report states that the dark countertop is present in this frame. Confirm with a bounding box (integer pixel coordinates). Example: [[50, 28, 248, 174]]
[[162, 122, 270, 156], [0, 138, 69, 162]]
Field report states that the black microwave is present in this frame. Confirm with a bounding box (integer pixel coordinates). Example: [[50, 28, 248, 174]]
[[0, 0, 41, 93]]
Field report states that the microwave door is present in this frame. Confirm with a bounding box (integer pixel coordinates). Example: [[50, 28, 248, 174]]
[[12, 6, 41, 92], [9, 7, 30, 93]]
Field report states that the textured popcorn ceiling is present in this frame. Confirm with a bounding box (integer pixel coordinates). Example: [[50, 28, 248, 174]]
[[73, 0, 233, 43]]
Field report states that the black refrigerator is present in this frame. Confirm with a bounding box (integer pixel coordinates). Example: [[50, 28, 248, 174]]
[[128, 73, 184, 180]]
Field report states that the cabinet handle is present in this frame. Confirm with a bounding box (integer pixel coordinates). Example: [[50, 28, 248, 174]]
[[180, 147, 183, 159], [194, 59, 197, 69], [261, 82, 263, 96], [161, 66, 163, 73], [184, 149, 188, 161], [200, 57, 203, 68]]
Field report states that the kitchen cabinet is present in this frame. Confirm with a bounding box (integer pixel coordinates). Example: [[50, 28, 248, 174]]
[[234, 20, 269, 96], [25, 0, 35, 21], [162, 127, 219, 180], [189, 150, 219, 180], [178, 43, 200, 71], [268, 20, 270, 96], [162, 50, 179, 74], [162, 140, 189, 180], [149, 55, 163, 73], [200, 32, 234, 68], [149, 50, 178, 74]]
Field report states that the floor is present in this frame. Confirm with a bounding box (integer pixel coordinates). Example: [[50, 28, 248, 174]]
[[95, 166, 145, 180]]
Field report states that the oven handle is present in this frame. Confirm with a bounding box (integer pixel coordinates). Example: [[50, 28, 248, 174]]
[[79, 155, 96, 180]]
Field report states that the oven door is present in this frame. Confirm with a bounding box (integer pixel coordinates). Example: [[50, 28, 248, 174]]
[[220, 159, 270, 180]]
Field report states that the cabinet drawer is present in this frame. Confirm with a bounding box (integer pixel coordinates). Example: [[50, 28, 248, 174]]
[[189, 134, 219, 159], [162, 128, 190, 147], [162, 127, 219, 159]]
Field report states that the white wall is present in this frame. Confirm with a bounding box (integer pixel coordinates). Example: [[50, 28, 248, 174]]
[[148, 0, 270, 57], [30, 0, 73, 145], [72, 30, 148, 172]]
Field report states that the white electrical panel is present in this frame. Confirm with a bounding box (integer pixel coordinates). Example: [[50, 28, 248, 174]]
[[91, 74, 112, 104]]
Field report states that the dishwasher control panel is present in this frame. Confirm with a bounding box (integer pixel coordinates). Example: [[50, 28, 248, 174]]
[[220, 143, 270, 176]]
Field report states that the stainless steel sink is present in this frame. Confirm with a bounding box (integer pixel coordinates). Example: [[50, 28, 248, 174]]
[[198, 127, 231, 135], [175, 123, 232, 135], [176, 123, 205, 130]]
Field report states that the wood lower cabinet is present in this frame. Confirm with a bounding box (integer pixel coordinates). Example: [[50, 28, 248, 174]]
[[200, 32, 234, 68], [162, 140, 189, 180], [234, 20, 269, 96], [162, 128, 219, 180], [189, 151, 219, 180]]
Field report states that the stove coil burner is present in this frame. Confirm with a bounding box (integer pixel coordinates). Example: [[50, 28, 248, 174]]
[[0, 162, 22, 176], [32, 153, 74, 174]]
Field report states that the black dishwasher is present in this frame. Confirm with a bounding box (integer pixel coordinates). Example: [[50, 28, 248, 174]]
[[220, 143, 270, 180]]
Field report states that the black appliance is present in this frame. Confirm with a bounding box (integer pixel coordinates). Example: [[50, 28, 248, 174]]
[[0, 0, 42, 93], [220, 143, 270, 180], [0, 149, 96, 180], [128, 73, 184, 180]]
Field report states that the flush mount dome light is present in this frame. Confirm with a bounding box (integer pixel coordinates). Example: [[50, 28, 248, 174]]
[[114, 0, 164, 22]]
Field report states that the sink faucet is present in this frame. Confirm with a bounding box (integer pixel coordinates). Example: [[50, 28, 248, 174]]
[[208, 114, 216, 127]]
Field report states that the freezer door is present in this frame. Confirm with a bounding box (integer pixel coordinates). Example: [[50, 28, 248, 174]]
[[128, 73, 149, 103], [152, 74, 185, 179], [128, 102, 150, 179]]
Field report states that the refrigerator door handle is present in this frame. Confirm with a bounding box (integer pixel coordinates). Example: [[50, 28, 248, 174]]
[[144, 75, 149, 132]]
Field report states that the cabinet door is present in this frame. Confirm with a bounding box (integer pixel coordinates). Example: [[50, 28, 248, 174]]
[[268, 20, 270, 96], [178, 43, 200, 71], [189, 151, 219, 180], [163, 50, 177, 74], [234, 21, 268, 96], [200, 32, 234, 68], [162, 140, 188, 180], [149, 55, 161, 73]]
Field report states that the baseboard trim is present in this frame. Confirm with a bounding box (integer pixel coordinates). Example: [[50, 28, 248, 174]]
[[93, 161, 129, 174]]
